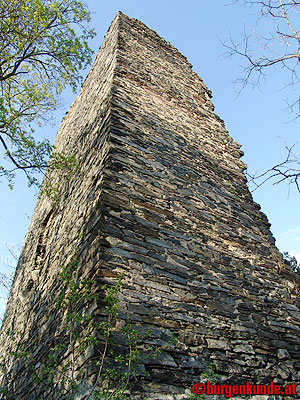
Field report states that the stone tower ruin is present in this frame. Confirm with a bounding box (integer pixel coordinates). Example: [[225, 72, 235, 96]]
[[0, 11, 299, 400]]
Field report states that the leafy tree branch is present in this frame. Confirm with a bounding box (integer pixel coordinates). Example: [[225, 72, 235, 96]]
[[0, 0, 95, 188]]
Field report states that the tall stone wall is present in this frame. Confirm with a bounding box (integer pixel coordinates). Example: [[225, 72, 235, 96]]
[[0, 12, 299, 400]]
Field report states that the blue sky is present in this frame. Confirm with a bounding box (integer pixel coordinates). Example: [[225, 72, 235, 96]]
[[0, 1, 299, 313]]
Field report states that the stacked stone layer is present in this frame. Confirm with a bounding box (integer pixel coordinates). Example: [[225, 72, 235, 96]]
[[0, 12, 299, 400]]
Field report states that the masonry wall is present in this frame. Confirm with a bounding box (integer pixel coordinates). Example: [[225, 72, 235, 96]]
[[0, 14, 119, 400], [0, 12, 300, 400]]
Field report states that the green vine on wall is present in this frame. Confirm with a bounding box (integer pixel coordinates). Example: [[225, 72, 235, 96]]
[[0, 235, 168, 400]]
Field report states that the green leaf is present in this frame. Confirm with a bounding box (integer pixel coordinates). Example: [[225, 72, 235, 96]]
[[0, 0, 95, 188]]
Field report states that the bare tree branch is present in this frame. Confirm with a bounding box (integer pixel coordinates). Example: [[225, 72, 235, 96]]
[[246, 139, 300, 192], [224, 1, 300, 193]]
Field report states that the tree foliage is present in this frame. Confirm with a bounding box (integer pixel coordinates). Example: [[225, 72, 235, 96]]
[[223, 0, 300, 192], [0, 0, 95, 188], [283, 251, 300, 273]]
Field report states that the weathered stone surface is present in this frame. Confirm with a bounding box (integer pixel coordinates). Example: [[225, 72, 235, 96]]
[[0, 11, 299, 400]]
